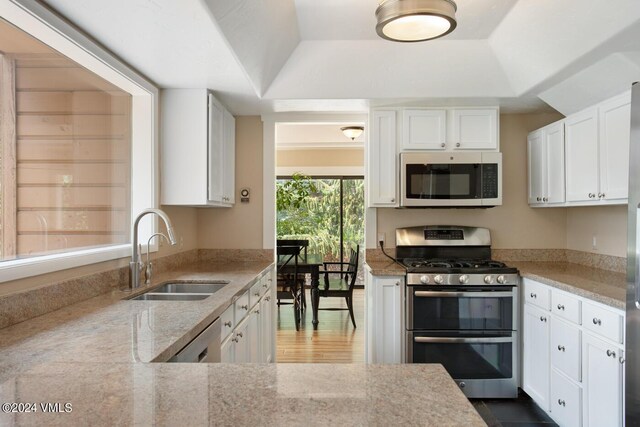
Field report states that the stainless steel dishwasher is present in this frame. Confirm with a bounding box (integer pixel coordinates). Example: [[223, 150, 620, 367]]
[[168, 318, 221, 362]]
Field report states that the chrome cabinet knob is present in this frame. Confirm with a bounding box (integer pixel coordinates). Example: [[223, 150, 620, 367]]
[[598, 193, 604, 198], [456, 143, 461, 147], [241, 304, 248, 310], [254, 292, 260, 297], [440, 143, 446, 148], [536, 197, 542, 202], [543, 197, 548, 202], [434, 275, 444, 285], [540, 316, 547, 322], [236, 332, 243, 338], [265, 296, 271, 302], [231, 337, 238, 343], [620, 357, 626, 364], [396, 282, 400, 286], [459, 275, 469, 284], [224, 321, 232, 327], [530, 293, 537, 299], [607, 349, 617, 358], [593, 317, 602, 325], [557, 304, 565, 311], [558, 345, 566, 352], [588, 193, 595, 198], [254, 310, 260, 315], [391, 198, 395, 203], [558, 399, 566, 407]]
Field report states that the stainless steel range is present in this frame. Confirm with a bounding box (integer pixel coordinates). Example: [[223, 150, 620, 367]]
[[397, 225, 519, 398]]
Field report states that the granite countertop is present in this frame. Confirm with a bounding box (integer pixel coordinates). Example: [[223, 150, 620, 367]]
[[365, 259, 406, 276], [0, 261, 273, 381], [512, 262, 626, 310], [0, 363, 485, 427]]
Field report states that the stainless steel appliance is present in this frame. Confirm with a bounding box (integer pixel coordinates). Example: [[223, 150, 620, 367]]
[[400, 152, 502, 207], [168, 318, 221, 362], [398, 225, 519, 398], [627, 83, 640, 424]]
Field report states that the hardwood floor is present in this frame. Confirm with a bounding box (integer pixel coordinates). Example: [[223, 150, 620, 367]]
[[276, 288, 365, 363]]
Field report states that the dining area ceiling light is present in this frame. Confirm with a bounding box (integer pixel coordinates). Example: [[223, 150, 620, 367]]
[[375, 0, 457, 42], [341, 126, 364, 141]]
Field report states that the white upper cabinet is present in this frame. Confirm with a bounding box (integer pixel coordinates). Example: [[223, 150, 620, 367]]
[[528, 120, 565, 206], [565, 107, 599, 203], [598, 92, 631, 202], [161, 89, 235, 207], [401, 109, 447, 150], [368, 110, 398, 207], [451, 108, 499, 150]]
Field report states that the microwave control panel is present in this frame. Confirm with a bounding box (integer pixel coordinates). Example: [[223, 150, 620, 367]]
[[481, 164, 499, 198]]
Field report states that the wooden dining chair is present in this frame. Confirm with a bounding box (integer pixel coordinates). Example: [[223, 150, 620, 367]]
[[315, 244, 360, 328], [276, 245, 304, 331], [276, 239, 309, 309]]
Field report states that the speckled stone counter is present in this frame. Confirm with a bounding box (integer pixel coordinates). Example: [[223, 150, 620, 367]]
[[0, 363, 485, 427], [512, 262, 626, 310], [0, 261, 273, 381], [365, 260, 406, 276]]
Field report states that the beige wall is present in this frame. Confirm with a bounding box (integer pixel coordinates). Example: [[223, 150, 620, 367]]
[[377, 112, 569, 249], [197, 116, 264, 249], [566, 205, 627, 257], [277, 148, 364, 167]]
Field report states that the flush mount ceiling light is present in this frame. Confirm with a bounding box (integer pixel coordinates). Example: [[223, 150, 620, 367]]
[[375, 0, 457, 42], [341, 126, 364, 141]]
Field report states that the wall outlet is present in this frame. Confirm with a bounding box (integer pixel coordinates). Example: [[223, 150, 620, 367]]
[[377, 233, 386, 247], [592, 235, 598, 250]]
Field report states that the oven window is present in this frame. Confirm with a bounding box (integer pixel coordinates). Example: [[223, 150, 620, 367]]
[[411, 332, 513, 379], [405, 163, 481, 199], [409, 289, 513, 330]]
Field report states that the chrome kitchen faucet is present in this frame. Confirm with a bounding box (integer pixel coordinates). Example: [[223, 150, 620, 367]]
[[129, 209, 177, 289]]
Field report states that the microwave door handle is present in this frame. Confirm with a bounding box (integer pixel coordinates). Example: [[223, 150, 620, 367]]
[[414, 337, 513, 344], [414, 291, 513, 298]]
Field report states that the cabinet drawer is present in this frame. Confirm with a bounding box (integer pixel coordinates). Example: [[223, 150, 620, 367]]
[[551, 369, 582, 427], [234, 290, 250, 323], [260, 273, 272, 297], [551, 318, 581, 382], [249, 280, 262, 308], [220, 305, 235, 340], [552, 291, 581, 324], [523, 279, 551, 310], [582, 302, 623, 344]]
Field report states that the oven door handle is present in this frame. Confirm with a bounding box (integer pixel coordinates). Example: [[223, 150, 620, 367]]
[[414, 291, 513, 298], [414, 336, 513, 344]]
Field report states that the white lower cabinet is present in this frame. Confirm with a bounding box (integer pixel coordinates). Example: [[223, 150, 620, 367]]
[[365, 266, 404, 364], [221, 267, 276, 363], [522, 279, 624, 427], [523, 304, 551, 409], [582, 332, 624, 427]]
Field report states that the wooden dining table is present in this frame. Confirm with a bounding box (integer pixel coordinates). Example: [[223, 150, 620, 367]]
[[277, 252, 324, 329]]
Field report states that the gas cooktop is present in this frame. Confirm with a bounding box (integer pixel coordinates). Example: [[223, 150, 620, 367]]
[[401, 258, 518, 275]]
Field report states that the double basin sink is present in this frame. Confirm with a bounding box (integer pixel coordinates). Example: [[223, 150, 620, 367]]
[[129, 280, 230, 301]]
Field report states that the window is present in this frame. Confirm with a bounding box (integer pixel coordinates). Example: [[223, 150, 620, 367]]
[[0, 3, 157, 282]]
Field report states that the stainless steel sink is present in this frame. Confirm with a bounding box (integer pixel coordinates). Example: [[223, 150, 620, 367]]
[[127, 280, 230, 301], [130, 293, 211, 301], [153, 283, 228, 294]]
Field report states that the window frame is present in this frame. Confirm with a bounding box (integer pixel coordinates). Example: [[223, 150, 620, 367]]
[[0, 0, 159, 282]]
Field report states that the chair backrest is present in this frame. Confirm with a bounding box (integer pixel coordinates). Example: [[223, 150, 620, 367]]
[[277, 245, 301, 275], [277, 239, 308, 260], [345, 244, 360, 290]]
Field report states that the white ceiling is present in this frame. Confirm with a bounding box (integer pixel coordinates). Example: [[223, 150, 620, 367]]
[[34, 0, 640, 115]]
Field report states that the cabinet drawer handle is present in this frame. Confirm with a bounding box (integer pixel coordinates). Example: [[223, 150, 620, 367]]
[[598, 193, 605, 199], [592, 317, 602, 326], [543, 197, 548, 202], [265, 296, 271, 302], [254, 292, 260, 297], [254, 310, 260, 315], [456, 143, 461, 147], [588, 193, 595, 198], [391, 198, 395, 203], [530, 293, 537, 299], [241, 304, 248, 310], [540, 316, 547, 322], [231, 337, 238, 343], [236, 332, 243, 338], [557, 345, 565, 352], [620, 357, 626, 364], [263, 284, 268, 288], [557, 304, 565, 311], [536, 197, 541, 202], [558, 399, 566, 407], [224, 321, 232, 327], [396, 282, 400, 286], [607, 349, 617, 358], [440, 143, 445, 148]]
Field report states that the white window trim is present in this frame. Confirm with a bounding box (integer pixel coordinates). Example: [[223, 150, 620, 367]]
[[0, 0, 160, 283]]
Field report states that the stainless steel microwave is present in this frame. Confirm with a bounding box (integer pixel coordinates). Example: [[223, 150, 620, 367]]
[[400, 152, 502, 207]]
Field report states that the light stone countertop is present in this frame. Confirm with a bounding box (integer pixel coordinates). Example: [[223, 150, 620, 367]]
[[513, 261, 626, 310], [365, 259, 406, 276], [0, 363, 485, 427]]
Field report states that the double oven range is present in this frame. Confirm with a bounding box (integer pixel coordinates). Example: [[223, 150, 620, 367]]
[[397, 226, 519, 398]]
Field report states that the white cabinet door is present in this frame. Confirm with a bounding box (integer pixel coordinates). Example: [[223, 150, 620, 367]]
[[223, 109, 236, 204], [220, 333, 235, 363], [233, 317, 250, 363], [368, 110, 398, 207], [565, 107, 599, 202], [599, 92, 630, 202], [260, 293, 273, 363], [582, 333, 623, 427], [248, 304, 261, 363], [523, 304, 551, 411], [550, 369, 582, 427], [451, 108, 498, 150], [401, 109, 446, 150], [550, 317, 581, 382], [368, 271, 403, 364], [544, 121, 565, 204], [528, 129, 545, 205], [207, 93, 225, 203]]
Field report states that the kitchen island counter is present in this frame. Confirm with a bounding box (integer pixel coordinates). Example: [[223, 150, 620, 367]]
[[0, 362, 486, 427]]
